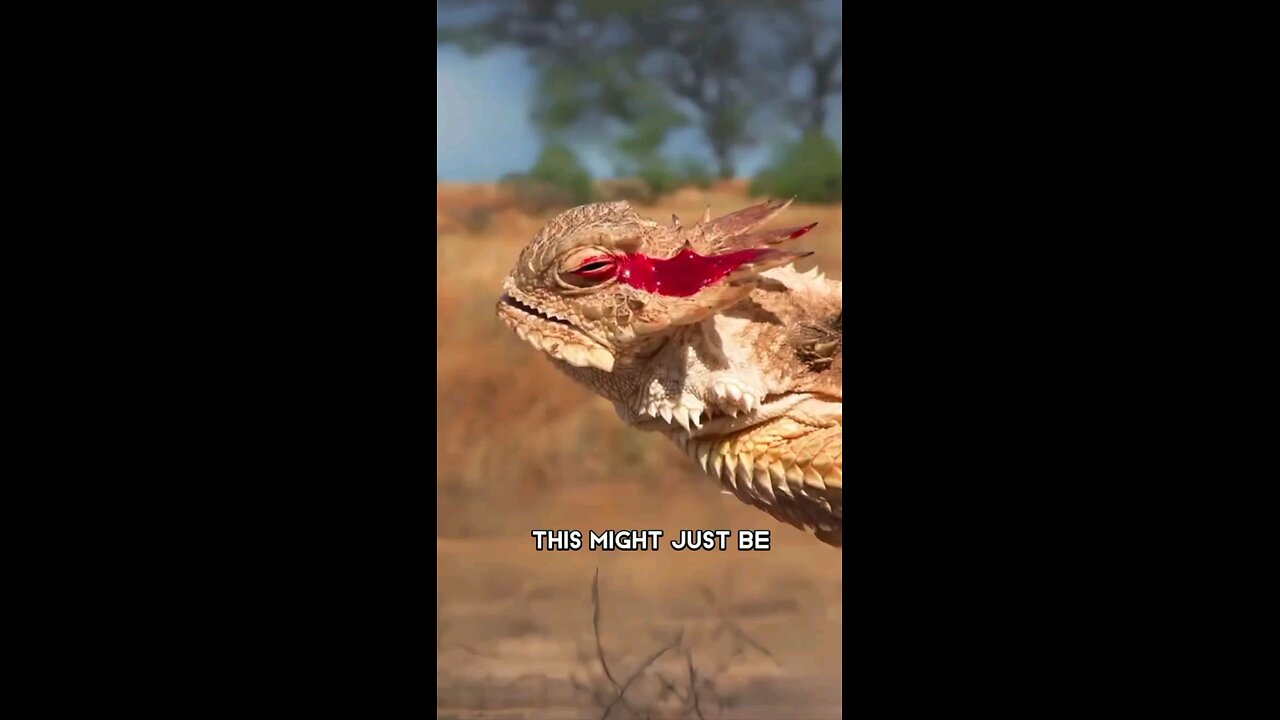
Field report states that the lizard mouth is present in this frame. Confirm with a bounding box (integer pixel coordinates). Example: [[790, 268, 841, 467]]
[[497, 292, 616, 372], [499, 293, 575, 328]]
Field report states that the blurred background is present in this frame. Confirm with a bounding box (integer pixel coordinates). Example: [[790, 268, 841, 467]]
[[437, 2, 842, 718]]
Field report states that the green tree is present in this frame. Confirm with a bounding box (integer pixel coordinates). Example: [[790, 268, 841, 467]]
[[437, 0, 806, 179], [529, 143, 594, 204], [500, 143, 595, 211], [751, 132, 842, 203]]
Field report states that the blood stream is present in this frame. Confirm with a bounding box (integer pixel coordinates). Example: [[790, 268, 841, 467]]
[[575, 219, 823, 297], [575, 248, 773, 297], [620, 248, 772, 296]]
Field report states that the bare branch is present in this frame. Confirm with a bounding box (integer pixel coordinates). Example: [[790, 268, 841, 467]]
[[687, 652, 707, 720], [600, 631, 682, 720], [723, 618, 778, 665], [592, 567, 622, 692]]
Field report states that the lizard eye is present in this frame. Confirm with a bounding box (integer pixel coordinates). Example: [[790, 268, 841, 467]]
[[575, 260, 614, 276], [570, 256, 617, 280], [557, 249, 619, 289]]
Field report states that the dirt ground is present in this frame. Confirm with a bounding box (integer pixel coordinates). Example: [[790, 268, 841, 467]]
[[437, 183, 843, 719]]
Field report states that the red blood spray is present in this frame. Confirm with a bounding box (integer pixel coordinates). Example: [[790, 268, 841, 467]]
[[574, 223, 817, 298], [616, 248, 772, 297]]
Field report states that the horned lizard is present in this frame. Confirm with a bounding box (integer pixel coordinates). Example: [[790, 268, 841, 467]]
[[496, 199, 842, 547]]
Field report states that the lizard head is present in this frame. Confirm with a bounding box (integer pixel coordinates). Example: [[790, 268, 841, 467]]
[[497, 199, 816, 372]]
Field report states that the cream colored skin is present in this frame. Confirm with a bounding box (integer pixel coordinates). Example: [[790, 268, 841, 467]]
[[497, 200, 842, 547]]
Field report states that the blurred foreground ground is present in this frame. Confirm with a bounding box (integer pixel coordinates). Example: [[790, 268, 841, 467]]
[[437, 182, 843, 719]]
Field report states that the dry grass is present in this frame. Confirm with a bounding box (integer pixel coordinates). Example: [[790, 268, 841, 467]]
[[436, 183, 842, 719]]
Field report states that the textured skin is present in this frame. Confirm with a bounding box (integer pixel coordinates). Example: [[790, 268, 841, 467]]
[[497, 200, 842, 547]]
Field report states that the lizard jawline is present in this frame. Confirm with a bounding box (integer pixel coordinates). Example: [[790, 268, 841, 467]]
[[498, 293, 615, 371]]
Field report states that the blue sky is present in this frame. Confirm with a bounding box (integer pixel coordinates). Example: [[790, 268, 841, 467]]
[[436, 29, 841, 181], [437, 47, 543, 181]]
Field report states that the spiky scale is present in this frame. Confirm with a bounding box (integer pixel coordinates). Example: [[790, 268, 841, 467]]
[[710, 452, 726, 481], [723, 451, 739, 478], [694, 442, 711, 472], [803, 465, 825, 490], [785, 464, 805, 486], [754, 467, 776, 502], [736, 457, 754, 492], [810, 453, 834, 474], [769, 461, 788, 494]]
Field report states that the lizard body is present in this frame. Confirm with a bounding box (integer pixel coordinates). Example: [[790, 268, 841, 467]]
[[497, 200, 842, 547]]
